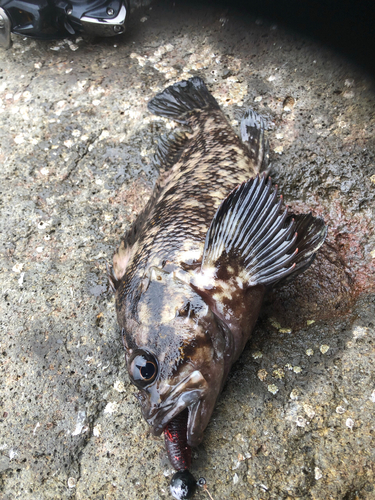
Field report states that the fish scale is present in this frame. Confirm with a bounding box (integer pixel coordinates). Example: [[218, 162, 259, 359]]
[[116, 114, 258, 314], [110, 77, 327, 499]]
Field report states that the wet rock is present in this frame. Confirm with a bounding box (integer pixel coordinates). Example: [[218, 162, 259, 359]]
[[0, 1, 374, 499]]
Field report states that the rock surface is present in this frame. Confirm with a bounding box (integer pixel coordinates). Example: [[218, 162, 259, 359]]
[[0, 2, 374, 499]]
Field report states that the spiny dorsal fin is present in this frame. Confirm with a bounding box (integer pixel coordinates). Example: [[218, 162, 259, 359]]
[[147, 77, 220, 123], [112, 233, 136, 288], [240, 109, 269, 172], [106, 262, 119, 292], [201, 175, 327, 287]]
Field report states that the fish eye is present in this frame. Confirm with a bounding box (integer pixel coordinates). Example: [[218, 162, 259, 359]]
[[129, 350, 158, 388]]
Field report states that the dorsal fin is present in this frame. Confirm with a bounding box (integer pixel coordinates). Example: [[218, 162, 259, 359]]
[[199, 175, 327, 288]]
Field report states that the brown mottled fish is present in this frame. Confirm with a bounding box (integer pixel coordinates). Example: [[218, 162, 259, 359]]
[[110, 77, 327, 497]]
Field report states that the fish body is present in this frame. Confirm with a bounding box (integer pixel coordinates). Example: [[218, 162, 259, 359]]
[[112, 77, 327, 450]]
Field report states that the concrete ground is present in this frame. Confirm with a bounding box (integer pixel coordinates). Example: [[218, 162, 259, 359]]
[[0, 1, 374, 499]]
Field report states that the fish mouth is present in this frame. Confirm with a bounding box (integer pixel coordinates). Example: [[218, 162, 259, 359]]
[[146, 370, 209, 446]]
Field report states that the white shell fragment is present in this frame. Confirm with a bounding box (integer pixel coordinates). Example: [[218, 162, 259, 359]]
[[303, 404, 315, 419], [12, 263, 24, 273], [104, 402, 119, 414], [269, 318, 281, 329], [296, 416, 307, 427], [18, 272, 25, 287], [320, 345, 330, 354], [279, 327, 292, 334], [72, 411, 86, 436], [257, 369, 268, 381], [272, 368, 284, 379], [68, 477, 77, 488], [314, 467, 323, 480], [267, 384, 279, 395], [93, 424, 101, 437], [114, 380, 125, 392], [352, 326, 368, 339], [346, 418, 354, 430], [290, 389, 299, 400]]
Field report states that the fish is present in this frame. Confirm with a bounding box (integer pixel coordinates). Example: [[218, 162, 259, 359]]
[[110, 77, 327, 490]]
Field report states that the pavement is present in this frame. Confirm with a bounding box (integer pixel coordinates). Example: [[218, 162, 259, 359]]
[[0, 1, 374, 499]]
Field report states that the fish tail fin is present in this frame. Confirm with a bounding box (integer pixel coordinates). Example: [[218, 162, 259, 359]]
[[197, 175, 327, 289], [147, 77, 220, 123], [240, 110, 269, 172]]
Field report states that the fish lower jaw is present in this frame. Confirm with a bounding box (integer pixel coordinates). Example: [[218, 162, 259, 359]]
[[186, 401, 205, 447], [149, 400, 205, 449], [149, 399, 198, 438], [155, 400, 205, 447], [147, 370, 209, 439]]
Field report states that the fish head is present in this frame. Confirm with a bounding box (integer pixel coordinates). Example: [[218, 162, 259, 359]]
[[120, 267, 232, 447]]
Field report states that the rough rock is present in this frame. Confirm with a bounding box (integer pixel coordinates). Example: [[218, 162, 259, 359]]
[[0, 2, 374, 499]]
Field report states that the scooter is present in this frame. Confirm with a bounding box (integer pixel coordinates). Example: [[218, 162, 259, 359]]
[[0, 0, 129, 49]]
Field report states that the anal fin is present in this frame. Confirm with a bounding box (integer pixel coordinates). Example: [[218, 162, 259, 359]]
[[240, 110, 269, 172]]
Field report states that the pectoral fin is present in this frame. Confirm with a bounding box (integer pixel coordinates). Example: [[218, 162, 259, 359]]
[[197, 174, 327, 290]]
